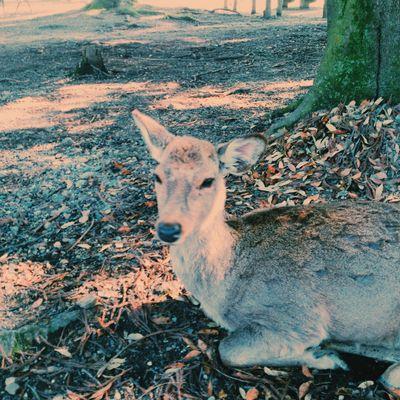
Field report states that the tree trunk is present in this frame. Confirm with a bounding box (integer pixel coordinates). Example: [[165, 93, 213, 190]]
[[224, 0, 228, 9], [251, 0, 256, 14], [269, 0, 400, 132], [276, 0, 283, 16], [233, 0, 238, 11], [322, 0, 327, 17], [300, 0, 309, 9], [263, 0, 271, 18]]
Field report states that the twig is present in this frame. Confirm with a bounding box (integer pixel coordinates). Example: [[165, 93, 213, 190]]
[[194, 68, 226, 80], [214, 54, 245, 61], [68, 219, 95, 251], [210, 8, 242, 15]]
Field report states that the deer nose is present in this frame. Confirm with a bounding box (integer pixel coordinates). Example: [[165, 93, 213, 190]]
[[157, 223, 182, 243]]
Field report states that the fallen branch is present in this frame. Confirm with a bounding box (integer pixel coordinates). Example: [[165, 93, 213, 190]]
[[0, 309, 81, 357], [210, 8, 242, 15], [193, 68, 226, 81]]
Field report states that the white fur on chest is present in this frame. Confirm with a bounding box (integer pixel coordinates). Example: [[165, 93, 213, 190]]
[[170, 228, 235, 329]]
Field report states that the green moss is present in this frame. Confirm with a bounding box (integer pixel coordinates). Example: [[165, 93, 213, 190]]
[[85, 0, 119, 10], [311, 0, 378, 107], [85, 0, 136, 13]]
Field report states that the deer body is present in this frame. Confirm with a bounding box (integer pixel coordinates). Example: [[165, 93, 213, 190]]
[[133, 110, 400, 371]]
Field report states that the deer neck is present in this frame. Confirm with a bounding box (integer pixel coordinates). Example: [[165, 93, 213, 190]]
[[169, 199, 236, 293]]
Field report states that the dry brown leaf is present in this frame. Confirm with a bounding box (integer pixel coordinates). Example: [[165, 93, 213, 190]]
[[61, 221, 75, 229], [106, 358, 125, 371], [197, 339, 208, 352], [340, 168, 352, 177], [55, 347, 72, 358], [79, 210, 90, 224], [183, 349, 201, 360], [374, 184, 384, 200], [246, 387, 259, 400], [298, 381, 312, 399], [152, 316, 171, 325], [326, 123, 337, 132], [264, 366, 288, 377], [301, 365, 313, 378], [239, 387, 247, 399]]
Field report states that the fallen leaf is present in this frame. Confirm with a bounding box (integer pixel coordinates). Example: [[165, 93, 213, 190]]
[[61, 221, 75, 229], [374, 184, 384, 200], [246, 387, 259, 400], [264, 366, 289, 377], [298, 381, 312, 399], [301, 365, 313, 378], [55, 347, 72, 358], [79, 210, 90, 224], [183, 349, 201, 360], [5, 377, 19, 395], [326, 123, 337, 132], [358, 380, 374, 389], [106, 357, 125, 370], [151, 316, 171, 325], [127, 333, 144, 341], [239, 387, 247, 399]]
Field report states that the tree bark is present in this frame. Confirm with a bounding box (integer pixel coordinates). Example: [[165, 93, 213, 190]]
[[277, 0, 283, 16], [233, 0, 238, 11], [322, 0, 327, 18], [263, 0, 271, 18], [74, 45, 108, 76], [269, 0, 400, 132], [300, 0, 309, 9], [251, 0, 257, 14]]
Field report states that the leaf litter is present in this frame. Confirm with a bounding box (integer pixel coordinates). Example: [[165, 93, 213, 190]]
[[0, 7, 399, 399]]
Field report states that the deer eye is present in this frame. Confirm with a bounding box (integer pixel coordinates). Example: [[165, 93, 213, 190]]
[[154, 174, 162, 184], [200, 178, 214, 189]]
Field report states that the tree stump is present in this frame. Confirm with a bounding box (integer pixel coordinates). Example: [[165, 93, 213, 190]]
[[74, 45, 109, 76]]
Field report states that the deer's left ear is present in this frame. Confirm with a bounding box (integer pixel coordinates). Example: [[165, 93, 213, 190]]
[[217, 135, 267, 176], [132, 109, 175, 162]]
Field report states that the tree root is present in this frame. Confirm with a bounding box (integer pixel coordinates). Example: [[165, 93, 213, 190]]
[[0, 309, 81, 357], [267, 94, 315, 136]]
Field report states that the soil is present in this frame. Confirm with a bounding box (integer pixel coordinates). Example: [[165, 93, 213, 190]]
[[0, 3, 397, 399]]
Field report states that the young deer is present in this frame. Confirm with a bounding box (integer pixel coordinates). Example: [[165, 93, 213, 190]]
[[133, 110, 400, 373]]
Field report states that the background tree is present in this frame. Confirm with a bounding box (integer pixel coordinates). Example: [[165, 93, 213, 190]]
[[251, 0, 257, 14], [270, 0, 400, 131], [277, 0, 283, 16], [263, 0, 271, 17]]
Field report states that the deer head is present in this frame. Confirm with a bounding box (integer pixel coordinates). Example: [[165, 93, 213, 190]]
[[133, 110, 267, 244]]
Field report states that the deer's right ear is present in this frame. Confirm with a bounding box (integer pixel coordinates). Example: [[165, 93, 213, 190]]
[[132, 110, 174, 162]]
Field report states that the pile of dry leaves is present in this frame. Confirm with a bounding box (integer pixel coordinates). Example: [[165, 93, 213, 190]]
[[253, 98, 400, 208]]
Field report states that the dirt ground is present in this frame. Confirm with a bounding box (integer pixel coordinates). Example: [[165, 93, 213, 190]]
[[1, 2, 399, 399]]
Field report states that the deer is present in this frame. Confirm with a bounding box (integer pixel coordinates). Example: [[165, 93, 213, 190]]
[[132, 110, 400, 386]]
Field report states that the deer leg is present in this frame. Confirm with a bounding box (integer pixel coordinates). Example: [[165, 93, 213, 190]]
[[219, 325, 348, 370]]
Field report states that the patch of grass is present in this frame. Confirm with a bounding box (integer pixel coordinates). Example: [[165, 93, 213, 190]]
[[85, 0, 161, 17], [85, 0, 120, 10]]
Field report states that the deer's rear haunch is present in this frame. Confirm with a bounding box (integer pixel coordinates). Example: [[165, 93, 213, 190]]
[[133, 110, 400, 373]]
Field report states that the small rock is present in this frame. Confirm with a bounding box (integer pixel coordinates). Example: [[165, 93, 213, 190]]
[[76, 294, 97, 309]]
